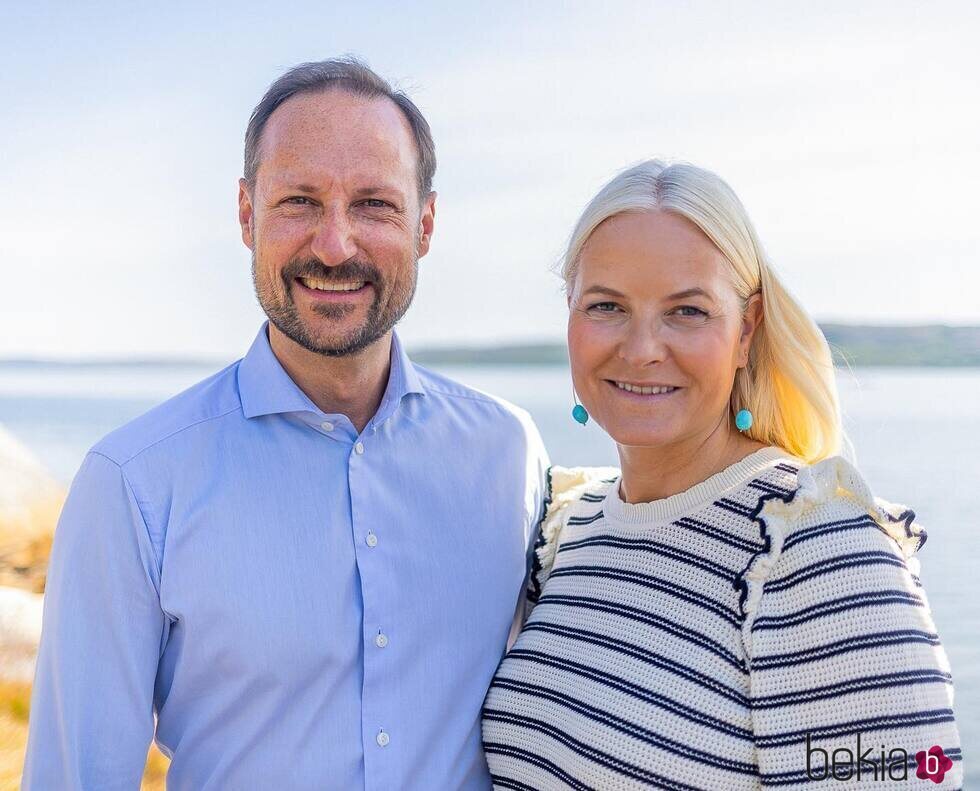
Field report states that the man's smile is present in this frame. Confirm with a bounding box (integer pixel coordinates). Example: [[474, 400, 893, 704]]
[[294, 276, 374, 302]]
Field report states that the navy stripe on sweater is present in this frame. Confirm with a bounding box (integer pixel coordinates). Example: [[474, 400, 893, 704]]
[[548, 565, 742, 627], [484, 743, 591, 791], [538, 593, 747, 671], [781, 514, 880, 551], [764, 550, 909, 593], [673, 515, 761, 552], [558, 534, 741, 580], [487, 677, 759, 775], [753, 708, 956, 748], [483, 711, 718, 790], [566, 510, 605, 526], [520, 621, 751, 706], [751, 668, 953, 709], [751, 588, 925, 631], [716, 497, 757, 518], [488, 775, 540, 791], [751, 628, 941, 670], [502, 647, 754, 741]]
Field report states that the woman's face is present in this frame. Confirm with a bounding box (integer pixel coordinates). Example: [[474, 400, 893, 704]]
[[567, 209, 761, 450]]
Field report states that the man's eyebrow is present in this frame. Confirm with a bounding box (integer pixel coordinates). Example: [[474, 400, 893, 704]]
[[351, 185, 406, 200], [281, 183, 320, 194]]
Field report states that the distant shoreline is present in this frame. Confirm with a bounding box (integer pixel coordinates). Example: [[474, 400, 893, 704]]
[[1, 324, 979, 368]]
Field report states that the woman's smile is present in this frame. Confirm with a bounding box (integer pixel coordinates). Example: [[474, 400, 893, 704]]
[[606, 379, 682, 398]]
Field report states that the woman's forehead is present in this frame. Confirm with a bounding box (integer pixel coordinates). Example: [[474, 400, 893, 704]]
[[577, 216, 732, 298]]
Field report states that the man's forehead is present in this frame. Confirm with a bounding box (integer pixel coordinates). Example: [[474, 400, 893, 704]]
[[258, 89, 417, 179]]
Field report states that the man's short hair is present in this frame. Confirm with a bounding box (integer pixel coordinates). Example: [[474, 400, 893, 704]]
[[244, 56, 436, 198]]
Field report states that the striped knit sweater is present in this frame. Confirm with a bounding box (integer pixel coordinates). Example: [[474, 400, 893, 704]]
[[482, 446, 962, 789]]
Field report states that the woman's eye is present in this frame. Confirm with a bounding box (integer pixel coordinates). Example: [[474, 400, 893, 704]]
[[588, 302, 621, 313], [673, 306, 708, 317]]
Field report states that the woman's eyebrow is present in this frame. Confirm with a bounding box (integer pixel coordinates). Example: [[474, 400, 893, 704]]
[[581, 285, 626, 297], [666, 287, 716, 302], [581, 285, 716, 302]]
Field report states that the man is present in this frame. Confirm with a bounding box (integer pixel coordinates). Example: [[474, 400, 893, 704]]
[[24, 58, 549, 790]]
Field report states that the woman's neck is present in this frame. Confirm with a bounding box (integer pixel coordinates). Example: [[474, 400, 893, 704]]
[[617, 422, 768, 505]]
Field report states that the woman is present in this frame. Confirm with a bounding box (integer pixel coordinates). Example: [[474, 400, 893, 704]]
[[482, 160, 961, 789]]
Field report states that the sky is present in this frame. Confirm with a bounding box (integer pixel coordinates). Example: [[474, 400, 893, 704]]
[[1, 1, 978, 360]]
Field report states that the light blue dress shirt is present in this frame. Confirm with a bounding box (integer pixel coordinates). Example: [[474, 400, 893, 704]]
[[23, 322, 549, 791]]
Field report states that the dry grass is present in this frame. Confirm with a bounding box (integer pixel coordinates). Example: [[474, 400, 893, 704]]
[[0, 681, 170, 789], [0, 494, 170, 788], [0, 493, 62, 594]]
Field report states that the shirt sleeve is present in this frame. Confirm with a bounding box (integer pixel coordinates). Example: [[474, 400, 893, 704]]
[[746, 498, 962, 788], [22, 451, 167, 790], [507, 416, 551, 649]]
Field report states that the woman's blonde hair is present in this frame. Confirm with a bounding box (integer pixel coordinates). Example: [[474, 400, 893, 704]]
[[561, 159, 843, 464]]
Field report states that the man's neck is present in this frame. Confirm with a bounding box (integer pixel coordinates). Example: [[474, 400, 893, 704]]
[[617, 419, 767, 505], [268, 325, 392, 433]]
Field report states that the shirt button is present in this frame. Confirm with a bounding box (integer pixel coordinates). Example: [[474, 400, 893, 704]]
[[320, 421, 334, 431], [365, 532, 378, 547], [376, 730, 390, 747], [354, 442, 365, 455], [375, 632, 388, 648]]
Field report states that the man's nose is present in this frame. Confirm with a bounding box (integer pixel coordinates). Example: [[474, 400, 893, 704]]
[[617, 317, 668, 368], [310, 206, 358, 265]]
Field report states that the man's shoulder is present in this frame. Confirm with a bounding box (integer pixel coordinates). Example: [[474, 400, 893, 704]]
[[412, 363, 535, 428], [92, 360, 244, 466]]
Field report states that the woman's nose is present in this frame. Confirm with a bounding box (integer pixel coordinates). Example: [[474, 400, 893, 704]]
[[310, 206, 358, 265], [617, 319, 668, 368]]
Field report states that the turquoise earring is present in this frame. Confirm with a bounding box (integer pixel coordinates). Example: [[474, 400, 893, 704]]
[[735, 409, 753, 432], [571, 391, 589, 425]]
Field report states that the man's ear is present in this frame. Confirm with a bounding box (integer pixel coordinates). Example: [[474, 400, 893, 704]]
[[738, 292, 763, 367], [416, 191, 436, 258], [238, 178, 255, 250]]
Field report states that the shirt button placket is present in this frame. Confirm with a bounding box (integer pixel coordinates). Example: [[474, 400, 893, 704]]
[[351, 434, 391, 780]]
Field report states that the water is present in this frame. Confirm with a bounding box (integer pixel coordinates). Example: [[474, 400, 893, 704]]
[[1, 362, 978, 779]]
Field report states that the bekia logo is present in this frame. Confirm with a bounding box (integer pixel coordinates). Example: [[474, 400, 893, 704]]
[[915, 745, 953, 784], [806, 734, 952, 783]]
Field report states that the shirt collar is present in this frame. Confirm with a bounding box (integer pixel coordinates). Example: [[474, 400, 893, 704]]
[[237, 321, 425, 421]]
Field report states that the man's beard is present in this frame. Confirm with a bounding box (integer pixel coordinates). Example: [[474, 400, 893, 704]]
[[252, 251, 418, 357]]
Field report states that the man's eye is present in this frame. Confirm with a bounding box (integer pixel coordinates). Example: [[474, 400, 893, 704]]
[[359, 199, 390, 209], [284, 196, 314, 205]]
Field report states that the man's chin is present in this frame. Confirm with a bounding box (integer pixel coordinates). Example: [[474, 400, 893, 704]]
[[291, 322, 385, 358]]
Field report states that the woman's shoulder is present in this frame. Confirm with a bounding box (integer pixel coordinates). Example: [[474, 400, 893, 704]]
[[739, 453, 927, 630], [769, 454, 926, 558], [527, 465, 619, 602], [540, 465, 620, 538]]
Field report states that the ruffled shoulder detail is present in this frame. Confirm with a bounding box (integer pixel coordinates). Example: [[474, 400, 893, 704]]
[[527, 465, 619, 604], [739, 455, 927, 638]]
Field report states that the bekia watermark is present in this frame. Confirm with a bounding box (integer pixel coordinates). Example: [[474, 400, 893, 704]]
[[806, 733, 952, 783]]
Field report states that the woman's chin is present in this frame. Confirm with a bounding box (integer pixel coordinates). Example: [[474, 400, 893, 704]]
[[603, 423, 680, 450]]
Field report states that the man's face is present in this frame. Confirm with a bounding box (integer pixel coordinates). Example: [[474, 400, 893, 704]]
[[238, 88, 435, 356]]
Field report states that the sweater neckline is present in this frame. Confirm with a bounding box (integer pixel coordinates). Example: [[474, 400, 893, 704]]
[[602, 446, 797, 527]]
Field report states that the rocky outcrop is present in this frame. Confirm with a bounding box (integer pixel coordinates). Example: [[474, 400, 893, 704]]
[[0, 424, 63, 682]]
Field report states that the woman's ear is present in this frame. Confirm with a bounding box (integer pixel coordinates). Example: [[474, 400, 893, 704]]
[[738, 292, 763, 367]]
